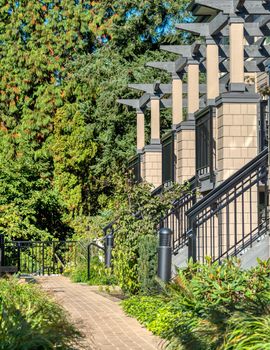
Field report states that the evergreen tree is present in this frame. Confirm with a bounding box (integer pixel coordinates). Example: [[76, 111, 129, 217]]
[[0, 0, 95, 238], [0, 0, 191, 239]]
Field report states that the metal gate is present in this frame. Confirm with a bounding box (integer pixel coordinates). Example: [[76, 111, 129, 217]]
[[1, 239, 77, 275]]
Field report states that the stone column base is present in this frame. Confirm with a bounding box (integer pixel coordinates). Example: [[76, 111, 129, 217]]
[[175, 120, 196, 184], [215, 92, 260, 184], [142, 144, 162, 188]]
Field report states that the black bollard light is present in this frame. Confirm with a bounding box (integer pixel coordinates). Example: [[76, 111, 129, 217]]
[[158, 228, 172, 282], [0, 234, 4, 267], [105, 232, 114, 268]]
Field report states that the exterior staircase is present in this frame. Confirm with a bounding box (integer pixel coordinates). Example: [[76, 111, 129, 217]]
[[103, 149, 269, 273], [163, 148, 269, 271]]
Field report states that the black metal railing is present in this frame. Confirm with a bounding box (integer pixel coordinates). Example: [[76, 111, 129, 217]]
[[3, 240, 77, 275], [162, 131, 175, 185], [128, 154, 141, 183], [159, 176, 197, 254], [87, 239, 105, 280], [195, 106, 215, 181], [186, 148, 268, 263], [259, 100, 269, 152], [102, 176, 197, 256]]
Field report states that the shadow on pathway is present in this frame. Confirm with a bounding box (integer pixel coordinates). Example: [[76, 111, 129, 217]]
[[38, 276, 163, 350]]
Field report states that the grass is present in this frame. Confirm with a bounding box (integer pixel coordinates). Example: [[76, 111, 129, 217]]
[[0, 277, 82, 350], [67, 256, 117, 286]]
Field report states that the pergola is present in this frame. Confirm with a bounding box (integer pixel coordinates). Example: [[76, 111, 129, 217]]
[[118, 0, 270, 188]]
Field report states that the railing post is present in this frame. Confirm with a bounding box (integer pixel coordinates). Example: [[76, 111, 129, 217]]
[[157, 228, 172, 282], [0, 234, 5, 267], [17, 243, 21, 272], [188, 217, 197, 262], [42, 242, 45, 275], [267, 64, 270, 221], [87, 244, 91, 280], [105, 233, 114, 268]]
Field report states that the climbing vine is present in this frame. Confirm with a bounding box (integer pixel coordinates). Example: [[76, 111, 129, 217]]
[[110, 179, 190, 294]]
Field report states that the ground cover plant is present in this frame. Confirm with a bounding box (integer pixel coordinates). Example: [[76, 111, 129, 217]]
[[69, 255, 117, 286], [0, 277, 81, 350], [122, 259, 270, 350]]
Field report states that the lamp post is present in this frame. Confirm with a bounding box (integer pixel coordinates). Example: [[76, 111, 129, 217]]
[[157, 228, 172, 282], [0, 234, 4, 267]]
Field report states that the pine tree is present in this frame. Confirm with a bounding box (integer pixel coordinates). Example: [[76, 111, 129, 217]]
[[54, 0, 191, 218], [0, 0, 191, 239], [0, 0, 95, 239]]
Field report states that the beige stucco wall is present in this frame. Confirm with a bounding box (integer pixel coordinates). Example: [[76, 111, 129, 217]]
[[143, 150, 162, 188], [176, 129, 196, 184], [216, 102, 258, 183], [196, 190, 259, 263], [214, 101, 259, 259]]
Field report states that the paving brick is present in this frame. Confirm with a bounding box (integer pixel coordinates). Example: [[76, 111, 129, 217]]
[[38, 276, 161, 350]]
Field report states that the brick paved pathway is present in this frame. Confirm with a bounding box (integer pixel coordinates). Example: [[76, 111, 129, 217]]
[[38, 276, 162, 350]]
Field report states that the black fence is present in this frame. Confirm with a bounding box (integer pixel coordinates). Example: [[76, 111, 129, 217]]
[[2, 240, 77, 275], [159, 176, 197, 254], [186, 148, 268, 263], [195, 106, 215, 181], [128, 154, 141, 183], [162, 131, 175, 185]]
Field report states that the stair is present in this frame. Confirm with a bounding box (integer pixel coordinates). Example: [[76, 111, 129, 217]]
[[238, 233, 270, 269], [172, 246, 188, 274]]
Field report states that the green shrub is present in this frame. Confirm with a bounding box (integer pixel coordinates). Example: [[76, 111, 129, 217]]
[[122, 259, 270, 350], [69, 180, 190, 293], [70, 256, 117, 286], [112, 181, 189, 295], [0, 278, 81, 350], [221, 313, 270, 350], [138, 234, 158, 294]]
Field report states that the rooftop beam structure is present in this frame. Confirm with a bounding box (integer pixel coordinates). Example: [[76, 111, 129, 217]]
[[128, 82, 208, 94], [176, 17, 270, 38], [117, 92, 151, 113], [118, 97, 205, 111], [117, 94, 150, 152], [176, 10, 270, 93], [188, 0, 270, 15], [127, 83, 172, 96], [161, 43, 270, 61]]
